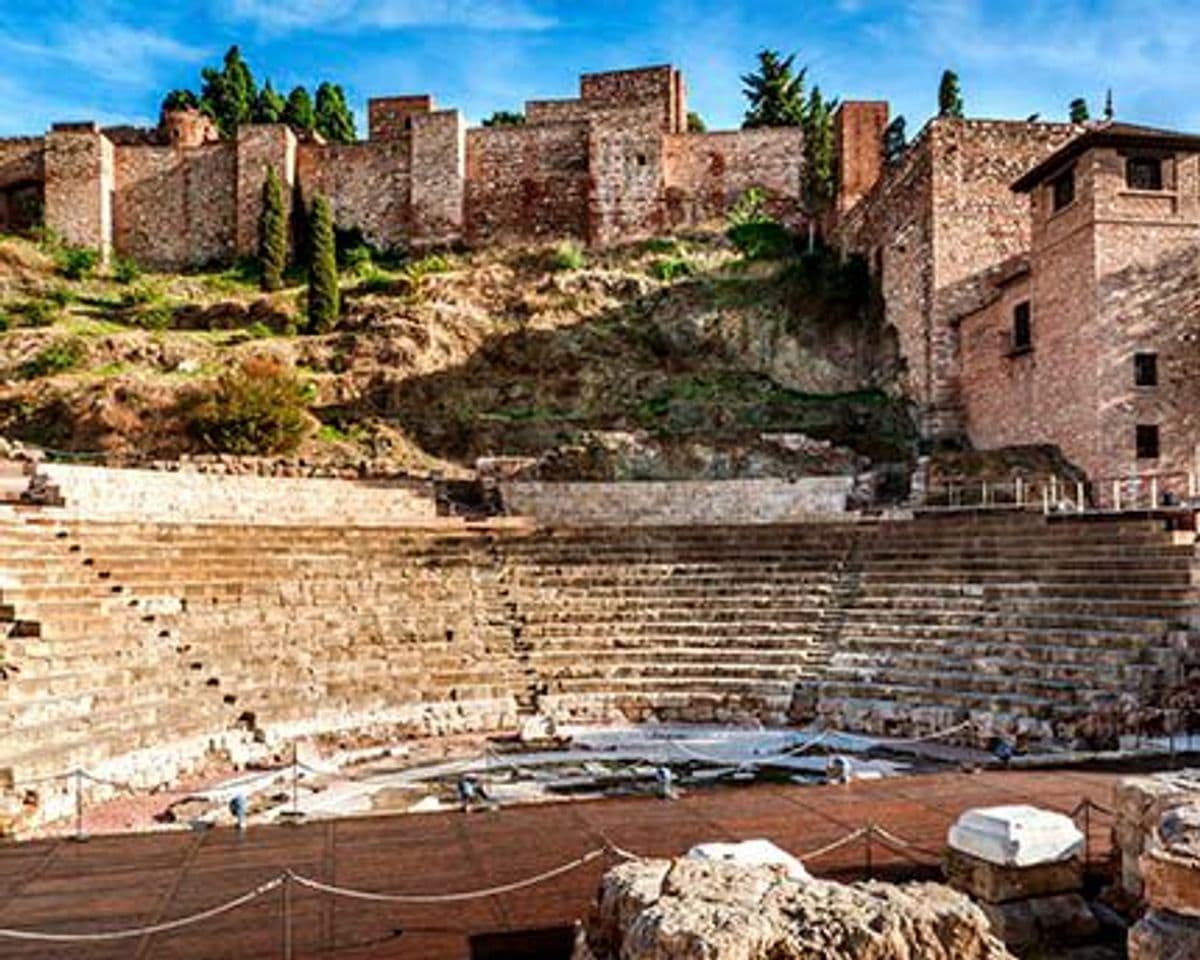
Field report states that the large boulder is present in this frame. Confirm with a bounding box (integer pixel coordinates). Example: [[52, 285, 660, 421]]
[[576, 857, 1016, 960]]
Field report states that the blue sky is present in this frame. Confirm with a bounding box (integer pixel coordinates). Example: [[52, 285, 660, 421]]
[[2, 1, 1199, 138]]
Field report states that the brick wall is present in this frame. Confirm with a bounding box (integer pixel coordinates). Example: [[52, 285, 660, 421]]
[[464, 124, 590, 244], [113, 144, 237, 269], [587, 104, 668, 245], [499, 477, 854, 525], [580, 65, 682, 133], [0, 139, 44, 233], [663, 128, 804, 229], [835, 101, 888, 214], [298, 140, 412, 250]]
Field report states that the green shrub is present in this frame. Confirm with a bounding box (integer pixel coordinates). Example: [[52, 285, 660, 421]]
[[640, 237, 680, 255], [0, 311, 9, 333], [306, 194, 340, 334], [119, 281, 163, 308], [650, 256, 694, 282], [183, 356, 311, 455], [342, 244, 374, 276], [19, 337, 87, 379], [130, 305, 173, 331], [16, 299, 58, 328], [112, 256, 141, 285], [357, 265, 397, 294], [56, 246, 99, 281], [727, 221, 795, 260], [245, 321, 273, 339], [258, 168, 288, 293], [46, 286, 75, 308], [550, 241, 585, 272]]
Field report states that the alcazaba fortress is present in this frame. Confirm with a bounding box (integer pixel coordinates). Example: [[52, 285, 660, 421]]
[[3, 64, 1197, 489]]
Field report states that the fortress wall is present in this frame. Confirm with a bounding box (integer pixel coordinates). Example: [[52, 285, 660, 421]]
[[581, 65, 681, 133], [235, 125, 297, 258], [40, 463, 438, 525], [410, 110, 466, 245], [464, 124, 590, 245], [298, 139, 413, 251], [525, 99, 593, 125], [587, 104, 668, 246], [663, 128, 804, 229], [499, 477, 854, 526], [113, 144, 237, 269], [369, 95, 433, 141], [0, 138, 44, 189], [43, 126, 114, 259]]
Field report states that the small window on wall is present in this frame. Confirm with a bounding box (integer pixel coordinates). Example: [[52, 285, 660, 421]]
[[1136, 424, 1160, 460], [1134, 352, 1159, 387], [1011, 301, 1032, 353], [1126, 156, 1164, 191], [1051, 167, 1076, 212]]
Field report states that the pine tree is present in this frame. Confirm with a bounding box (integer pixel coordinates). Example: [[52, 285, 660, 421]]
[[938, 69, 964, 118], [314, 82, 356, 142], [882, 116, 907, 167], [199, 45, 257, 137], [742, 49, 807, 128], [307, 194, 339, 334], [258, 168, 287, 293], [254, 81, 286, 124], [686, 111, 707, 133], [1069, 98, 1090, 124], [283, 87, 316, 134], [801, 86, 837, 247]]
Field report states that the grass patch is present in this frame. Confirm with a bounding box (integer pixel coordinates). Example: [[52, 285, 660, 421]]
[[550, 241, 585, 272], [18, 337, 87, 379]]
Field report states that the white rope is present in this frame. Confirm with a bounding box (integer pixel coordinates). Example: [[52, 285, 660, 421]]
[[887, 720, 975, 745], [797, 826, 869, 862], [0, 876, 283, 942], [288, 847, 609, 904]]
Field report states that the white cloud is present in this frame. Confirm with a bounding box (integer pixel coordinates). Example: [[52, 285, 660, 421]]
[[0, 23, 205, 87], [228, 0, 555, 31]]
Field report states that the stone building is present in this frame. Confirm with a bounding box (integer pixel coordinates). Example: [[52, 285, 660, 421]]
[[0, 65, 806, 267]]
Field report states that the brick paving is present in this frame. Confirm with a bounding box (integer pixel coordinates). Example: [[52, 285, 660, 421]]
[[0, 769, 1122, 959]]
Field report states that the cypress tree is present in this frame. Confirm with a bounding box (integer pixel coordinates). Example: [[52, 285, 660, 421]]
[[283, 86, 316, 134], [742, 49, 807, 128], [882, 116, 908, 167], [258, 168, 287, 293], [314, 82, 357, 142], [307, 194, 339, 334], [938, 70, 964, 118]]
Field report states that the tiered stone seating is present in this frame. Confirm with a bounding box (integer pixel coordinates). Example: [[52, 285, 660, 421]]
[[798, 513, 1198, 741], [0, 516, 523, 790], [502, 525, 856, 723]]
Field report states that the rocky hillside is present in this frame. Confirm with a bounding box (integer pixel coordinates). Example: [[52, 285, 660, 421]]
[[0, 231, 913, 480]]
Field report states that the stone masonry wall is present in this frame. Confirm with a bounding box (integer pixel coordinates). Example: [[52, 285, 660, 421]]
[[113, 144, 237, 269], [835, 101, 888, 214], [297, 140, 413, 250], [663, 128, 804, 229], [40, 463, 438, 525], [588, 103, 669, 246], [499, 477, 854, 526], [234, 125, 298, 258], [43, 125, 114, 259], [409, 110, 466, 245], [0, 138, 44, 191], [368, 96, 433, 141], [464, 124, 590, 245], [581, 65, 682, 133]]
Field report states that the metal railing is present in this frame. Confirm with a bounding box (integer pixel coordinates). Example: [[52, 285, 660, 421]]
[[924, 470, 1198, 517]]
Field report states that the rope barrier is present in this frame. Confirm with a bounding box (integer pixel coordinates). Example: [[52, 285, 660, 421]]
[[0, 876, 283, 942]]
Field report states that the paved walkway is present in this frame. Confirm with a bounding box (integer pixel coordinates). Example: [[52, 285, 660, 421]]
[[0, 768, 1122, 959]]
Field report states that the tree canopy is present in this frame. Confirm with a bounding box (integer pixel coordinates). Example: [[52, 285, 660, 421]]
[[742, 49, 807, 128], [1069, 98, 1090, 124], [161, 45, 356, 142], [882, 116, 908, 167], [802, 86, 837, 217]]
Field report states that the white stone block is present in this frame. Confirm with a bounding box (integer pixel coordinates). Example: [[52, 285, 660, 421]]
[[948, 805, 1082, 867], [686, 839, 811, 882]]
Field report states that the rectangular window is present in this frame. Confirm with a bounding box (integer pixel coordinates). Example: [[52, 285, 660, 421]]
[[1012, 301, 1032, 353], [1126, 156, 1164, 191], [1134, 352, 1159, 387], [1136, 424, 1160, 460], [1051, 167, 1076, 211]]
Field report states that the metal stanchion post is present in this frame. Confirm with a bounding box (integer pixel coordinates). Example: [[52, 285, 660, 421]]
[[72, 769, 87, 843], [864, 824, 873, 880], [292, 744, 299, 817]]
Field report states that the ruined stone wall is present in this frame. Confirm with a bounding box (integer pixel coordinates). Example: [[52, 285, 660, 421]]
[[525, 99, 593, 125], [0, 139, 44, 234], [499, 477, 854, 526], [581, 65, 682, 133], [43, 125, 113, 258], [234, 125, 297, 258], [835, 102, 888, 214], [837, 128, 936, 423], [113, 144, 237, 269], [662, 128, 804, 229], [368, 96, 433, 141], [588, 104, 668, 246], [464, 124, 590, 245], [409, 110, 465, 245], [40, 463, 437, 525], [297, 140, 412, 251]]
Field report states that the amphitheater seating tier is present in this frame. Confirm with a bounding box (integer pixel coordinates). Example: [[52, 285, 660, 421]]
[[1, 508, 1197, 805]]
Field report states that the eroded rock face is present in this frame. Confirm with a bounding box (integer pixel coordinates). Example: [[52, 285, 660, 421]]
[[576, 857, 1016, 960]]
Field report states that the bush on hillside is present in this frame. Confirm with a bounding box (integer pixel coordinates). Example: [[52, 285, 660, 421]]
[[18, 337, 87, 379], [726, 187, 795, 261], [182, 355, 311, 455]]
